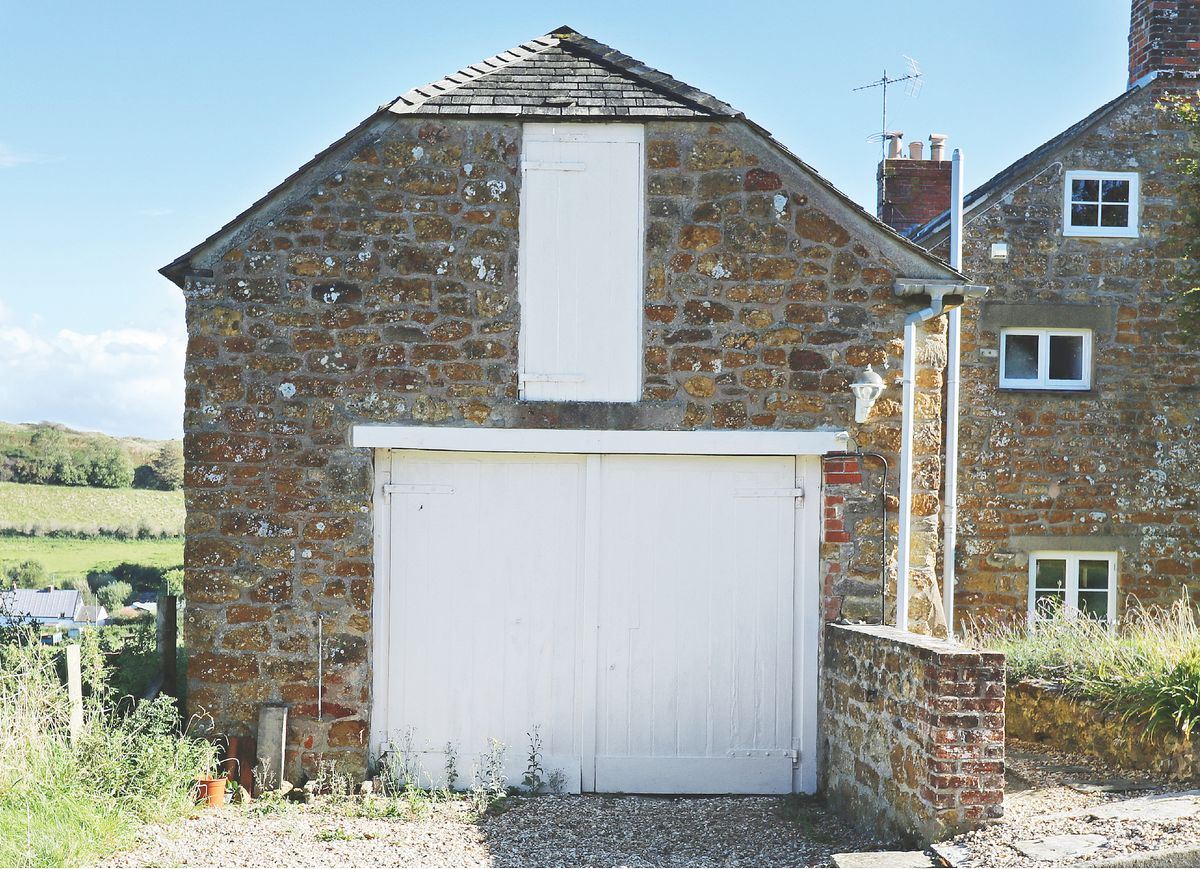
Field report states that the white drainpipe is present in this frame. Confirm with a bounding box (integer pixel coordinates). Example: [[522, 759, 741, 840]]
[[896, 289, 952, 632], [943, 149, 965, 640]]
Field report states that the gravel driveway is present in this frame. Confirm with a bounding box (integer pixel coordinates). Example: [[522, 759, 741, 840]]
[[106, 794, 890, 868]]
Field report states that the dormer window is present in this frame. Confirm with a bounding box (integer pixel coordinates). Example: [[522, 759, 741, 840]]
[[1063, 170, 1138, 238]]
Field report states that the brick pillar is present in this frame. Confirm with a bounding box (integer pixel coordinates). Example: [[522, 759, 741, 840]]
[[877, 141, 952, 236], [1128, 0, 1200, 88]]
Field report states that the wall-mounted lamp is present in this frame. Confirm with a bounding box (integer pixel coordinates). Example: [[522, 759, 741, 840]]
[[850, 365, 886, 424]]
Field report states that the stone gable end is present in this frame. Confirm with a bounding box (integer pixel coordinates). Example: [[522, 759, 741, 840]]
[[181, 114, 951, 776]]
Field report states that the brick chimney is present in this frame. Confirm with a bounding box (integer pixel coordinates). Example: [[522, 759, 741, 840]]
[[1128, 0, 1200, 88], [876, 134, 952, 236]]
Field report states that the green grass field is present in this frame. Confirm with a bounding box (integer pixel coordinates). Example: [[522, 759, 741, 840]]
[[0, 481, 184, 536], [0, 536, 184, 577]]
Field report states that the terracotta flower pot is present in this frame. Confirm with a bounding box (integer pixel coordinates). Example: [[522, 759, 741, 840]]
[[195, 776, 228, 807]]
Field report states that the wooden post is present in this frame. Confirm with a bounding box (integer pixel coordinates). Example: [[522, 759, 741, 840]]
[[66, 643, 83, 745], [160, 595, 178, 697]]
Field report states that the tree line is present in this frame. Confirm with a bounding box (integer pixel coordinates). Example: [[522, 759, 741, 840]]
[[6, 426, 182, 490]]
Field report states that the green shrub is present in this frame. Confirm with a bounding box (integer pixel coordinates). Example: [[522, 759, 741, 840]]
[[967, 597, 1200, 738], [85, 445, 134, 489], [97, 581, 133, 613], [0, 635, 215, 867], [4, 559, 47, 589]]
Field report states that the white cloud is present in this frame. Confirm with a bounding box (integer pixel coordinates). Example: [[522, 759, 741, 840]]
[[0, 143, 47, 169], [0, 311, 185, 439]]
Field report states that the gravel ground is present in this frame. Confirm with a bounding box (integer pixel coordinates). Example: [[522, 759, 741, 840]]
[[938, 738, 1199, 867], [106, 793, 890, 868]]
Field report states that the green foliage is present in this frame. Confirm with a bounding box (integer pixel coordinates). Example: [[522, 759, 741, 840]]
[[150, 442, 184, 491], [1158, 93, 1200, 340], [162, 569, 184, 598], [0, 481, 184, 537], [4, 559, 47, 589], [96, 581, 133, 613], [967, 597, 1200, 738], [0, 637, 216, 867], [85, 444, 134, 489]]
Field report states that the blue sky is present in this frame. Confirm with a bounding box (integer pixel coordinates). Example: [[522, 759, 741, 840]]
[[0, 1, 1131, 439]]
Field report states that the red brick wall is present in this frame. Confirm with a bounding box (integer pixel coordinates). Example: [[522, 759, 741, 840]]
[[878, 159, 952, 236]]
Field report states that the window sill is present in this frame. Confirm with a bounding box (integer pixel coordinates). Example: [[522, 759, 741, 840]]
[[997, 386, 1094, 395]]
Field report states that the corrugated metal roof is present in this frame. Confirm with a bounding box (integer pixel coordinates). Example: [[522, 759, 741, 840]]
[[385, 27, 736, 119], [0, 588, 83, 621]]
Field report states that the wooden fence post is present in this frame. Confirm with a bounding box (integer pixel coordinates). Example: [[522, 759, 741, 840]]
[[66, 643, 83, 745], [159, 595, 178, 697]]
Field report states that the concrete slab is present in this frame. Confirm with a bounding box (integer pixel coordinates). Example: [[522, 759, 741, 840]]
[[1087, 845, 1200, 867], [1015, 833, 1108, 862], [832, 851, 936, 868], [1084, 791, 1200, 822], [930, 841, 971, 867]]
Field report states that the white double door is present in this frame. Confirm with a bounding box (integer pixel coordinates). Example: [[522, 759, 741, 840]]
[[375, 449, 817, 794]]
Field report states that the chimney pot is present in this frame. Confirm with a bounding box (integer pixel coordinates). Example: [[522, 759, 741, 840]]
[[887, 133, 904, 160], [909, 141, 924, 161], [929, 133, 947, 162]]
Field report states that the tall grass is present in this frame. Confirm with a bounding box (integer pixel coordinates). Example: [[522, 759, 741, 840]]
[[0, 633, 216, 867], [966, 597, 1200, 738]]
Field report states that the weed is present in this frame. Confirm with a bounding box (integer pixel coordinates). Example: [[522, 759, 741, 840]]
[[522, 725, 546, 794], [316, 827, 358, 842], [470, 737, 509, 816], [444, 739, 459, 792]]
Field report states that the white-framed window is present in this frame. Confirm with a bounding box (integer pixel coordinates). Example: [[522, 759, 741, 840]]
[[999, 327, 1092, 390], [1029, 551, 1117, 623], [1063, 170, 1139, 238]]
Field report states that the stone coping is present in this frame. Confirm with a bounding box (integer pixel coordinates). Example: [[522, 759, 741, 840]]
[[827, 622, 1005, 664]]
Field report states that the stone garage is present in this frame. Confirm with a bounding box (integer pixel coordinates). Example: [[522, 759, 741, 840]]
[[163, 25, 1001, 831]]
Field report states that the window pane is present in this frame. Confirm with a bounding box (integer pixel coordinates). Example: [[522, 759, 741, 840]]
[[1071, 203, 1099, 226], [1048, 335, 1084, 381], [1101, 179, 1130, 203], [1101, 204, 1130, 227], [1004, 334, 1039, 380], [1036, 558, 1067, 589], [1034, 589, 1066, 618], [1078, 590, 1109, 621], [1079, 559, 1110, 590], [1071, 178, 1099, 202]]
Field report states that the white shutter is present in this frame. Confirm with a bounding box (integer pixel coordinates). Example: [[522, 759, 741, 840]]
[[518, 124, 644, 402]]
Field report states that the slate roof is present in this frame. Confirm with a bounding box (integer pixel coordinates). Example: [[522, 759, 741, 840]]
[[162, 25, 965, 286], [385, 27, 736, 118], [910, 85, 1146, 246], [1, 588, 83, 621]]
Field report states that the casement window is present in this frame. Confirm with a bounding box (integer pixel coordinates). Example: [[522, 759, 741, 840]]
[[518, 123, 644, 402], [1063, 170, 1139, 238], [1029, 551, 1117, 623], [999, 327, 1092, 390]]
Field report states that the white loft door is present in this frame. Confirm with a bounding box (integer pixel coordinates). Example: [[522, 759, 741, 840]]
[[519, 124, 643, 402]]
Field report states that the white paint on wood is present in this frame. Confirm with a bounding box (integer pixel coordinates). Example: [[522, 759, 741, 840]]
[[66, 644, 82, 746], [372, 449, 819, 794], [352, 425, 848, 456], [518, 123, 644, 402]]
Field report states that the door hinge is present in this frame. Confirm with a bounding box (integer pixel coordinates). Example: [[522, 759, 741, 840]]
[[789, 749, 801, 766], [734, 487, 805, 502], [383, 484, 454, 497]]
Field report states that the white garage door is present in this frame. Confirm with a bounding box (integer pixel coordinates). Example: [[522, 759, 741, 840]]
[[373, 449, 818, 794]]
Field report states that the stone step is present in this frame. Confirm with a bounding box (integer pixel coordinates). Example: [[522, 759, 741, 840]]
[[831, 851, 937, 868]]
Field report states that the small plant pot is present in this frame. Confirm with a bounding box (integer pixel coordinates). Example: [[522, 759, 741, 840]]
[[195, 776, 228, 808]]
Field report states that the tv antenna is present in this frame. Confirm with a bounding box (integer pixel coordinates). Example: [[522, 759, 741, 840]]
[[854, 56, 923, 161]]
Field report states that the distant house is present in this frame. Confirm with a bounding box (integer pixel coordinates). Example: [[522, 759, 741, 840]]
[[0, 587, 85, 629], [76, 604, 109, 627]]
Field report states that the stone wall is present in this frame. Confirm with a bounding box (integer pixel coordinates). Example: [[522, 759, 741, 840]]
[[1008, 679, 1200, 781], [920, 85, 1198, 626], [180, 114, 952, 778], [821, 623, 1005, 845]]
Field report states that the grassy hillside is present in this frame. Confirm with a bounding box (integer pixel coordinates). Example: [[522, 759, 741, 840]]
[[0, 537, 183, 577], [0, 420, 175, 470], [0, 481, 184, 537]]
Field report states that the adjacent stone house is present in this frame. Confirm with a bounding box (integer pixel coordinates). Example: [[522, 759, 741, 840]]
[[898, 0, 1200, 628], [163, 27, 999, 822]]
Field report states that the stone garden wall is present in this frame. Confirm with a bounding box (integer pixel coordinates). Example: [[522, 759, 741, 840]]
[[1008, 679, 1200, 781], [821, 623, 1006, 844]]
